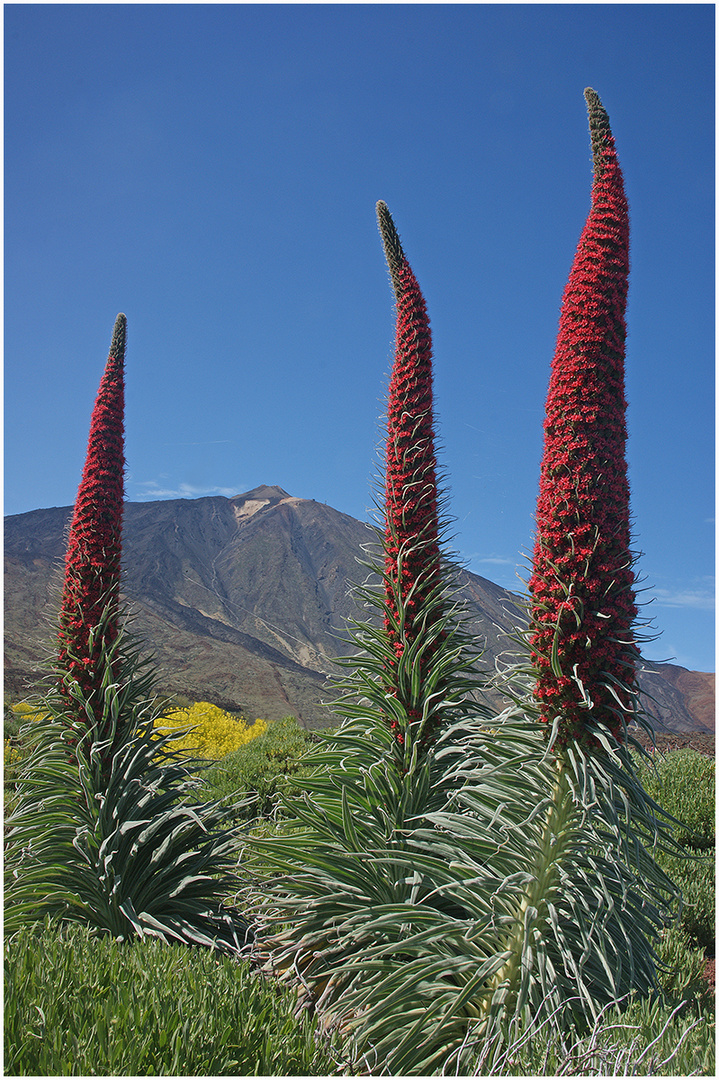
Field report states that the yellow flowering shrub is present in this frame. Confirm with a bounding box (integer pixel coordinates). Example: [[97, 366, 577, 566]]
[[5, 739, 21, 770], [10, 702, 49, 722], [8, 701, 265, 764], [154, 702, 268, 760], [5, 704, 48, 782]]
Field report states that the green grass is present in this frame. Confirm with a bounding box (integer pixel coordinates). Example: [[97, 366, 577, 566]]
[[7, 919, 711, 1078], [4, 920, 342, 1077]]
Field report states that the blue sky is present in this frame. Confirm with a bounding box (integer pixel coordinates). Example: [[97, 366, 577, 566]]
[[4, 3, 715, 672]]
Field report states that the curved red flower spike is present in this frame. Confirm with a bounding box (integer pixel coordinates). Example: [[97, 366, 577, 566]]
[[377, 202, 444, 743], [57, 313, 127, 729], [529, 90, 639, 746]]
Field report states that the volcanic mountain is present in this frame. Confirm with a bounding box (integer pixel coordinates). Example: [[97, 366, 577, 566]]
[[4, 485, 714, 734]]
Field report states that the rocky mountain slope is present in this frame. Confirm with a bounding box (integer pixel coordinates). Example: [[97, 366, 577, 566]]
[[4, 485, 714, 734]]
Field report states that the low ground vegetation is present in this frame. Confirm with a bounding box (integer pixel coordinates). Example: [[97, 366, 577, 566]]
[[634, 748, 715, 950], [4, 708, 715, 1075], [202, 713, 315, 821], [4, 919, 340, 1077]]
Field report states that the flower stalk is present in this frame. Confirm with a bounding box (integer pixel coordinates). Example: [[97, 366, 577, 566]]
[[376, 200, 445, 748], [478, 761, 576, 1028], [528, 89, 639, 748], [57, 314, 127, 743]]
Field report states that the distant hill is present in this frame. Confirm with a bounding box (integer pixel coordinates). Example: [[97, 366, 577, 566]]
[[4, 485, 714, 736]]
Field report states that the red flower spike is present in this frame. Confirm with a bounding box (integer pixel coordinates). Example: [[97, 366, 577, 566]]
[[377, 202, 444, 746], [57, 314, 127, 736], [528, 90, 639, 748]]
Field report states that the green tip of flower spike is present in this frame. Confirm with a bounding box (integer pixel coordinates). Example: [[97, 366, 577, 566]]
[[584, 87, 613, 180], [110, 313, 127, 362], [376, 200, 406, 299]]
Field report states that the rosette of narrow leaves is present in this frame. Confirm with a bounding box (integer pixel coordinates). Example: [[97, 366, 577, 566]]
[[528, 90, 641, 750], [57, 314, 127, 754], [331, 549, 489, 776], [4, 609, 251, 954], [248, 708, 677, 1074]]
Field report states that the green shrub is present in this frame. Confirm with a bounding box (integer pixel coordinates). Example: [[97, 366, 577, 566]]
[[4, 737, 22, 789], [4, 700, 23, 741], [655, 923, 713, 1014], [634, 748, 715, 949], [636, 748, 715, 849], [202, 716, 312, 820], [4, 920, 342, 1076], [4, 701, 38, 795], [662, 852, 715, 949]]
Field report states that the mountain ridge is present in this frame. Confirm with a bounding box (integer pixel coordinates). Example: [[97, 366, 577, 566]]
[[4, 486, 714, 735]]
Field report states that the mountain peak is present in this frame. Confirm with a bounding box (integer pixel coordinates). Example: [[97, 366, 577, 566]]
[[230, 485, 298, 523], [4, 494, 713, 737], [232, 485, 292, 503]]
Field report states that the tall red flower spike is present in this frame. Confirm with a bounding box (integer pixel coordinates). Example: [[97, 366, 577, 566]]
[[377, 201, 443, 743], [528, 90, 638, 747], [57, 313, 127, 731]]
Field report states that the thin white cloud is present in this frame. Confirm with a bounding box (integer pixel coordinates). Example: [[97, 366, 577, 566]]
[[652, 587, 715, 611], [469, 554, 517, 566], [131, 481, 243, 501]]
